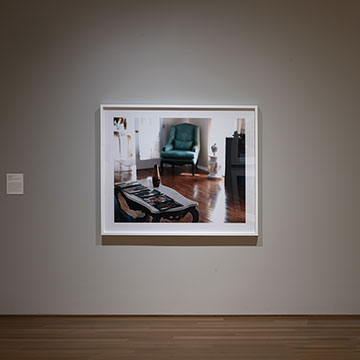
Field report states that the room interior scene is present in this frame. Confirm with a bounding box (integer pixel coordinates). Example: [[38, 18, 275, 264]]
[[113, 116, 246, 223]]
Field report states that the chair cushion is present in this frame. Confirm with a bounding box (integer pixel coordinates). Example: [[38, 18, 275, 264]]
[[161, 150, 195, 160], [174, 139, 193, 150]]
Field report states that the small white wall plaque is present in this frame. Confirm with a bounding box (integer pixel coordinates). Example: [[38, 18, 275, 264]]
[[7, 173, 24, 195]]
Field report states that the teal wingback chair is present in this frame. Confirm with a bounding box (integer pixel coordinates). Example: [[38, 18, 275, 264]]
[[160, 123, 200, 176]]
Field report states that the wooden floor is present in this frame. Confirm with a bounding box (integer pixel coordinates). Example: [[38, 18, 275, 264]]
[[0, 316, 359, 359], [114, 166, 245, 223]]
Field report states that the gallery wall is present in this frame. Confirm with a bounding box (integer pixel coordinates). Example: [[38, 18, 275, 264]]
[[0, 0, 360, 314]]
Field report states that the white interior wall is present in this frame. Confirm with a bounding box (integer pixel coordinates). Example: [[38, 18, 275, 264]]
[[188, 118, 210, 169], [0, 0, 360, 314]]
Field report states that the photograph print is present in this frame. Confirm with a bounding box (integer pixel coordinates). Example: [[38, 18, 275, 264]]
[[101, 105, 258, 236]]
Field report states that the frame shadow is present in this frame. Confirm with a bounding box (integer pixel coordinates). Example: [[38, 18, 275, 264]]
[[96, 105, 263, 247]]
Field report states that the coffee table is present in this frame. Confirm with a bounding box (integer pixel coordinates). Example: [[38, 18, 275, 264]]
[[115, 179, 199, 222]]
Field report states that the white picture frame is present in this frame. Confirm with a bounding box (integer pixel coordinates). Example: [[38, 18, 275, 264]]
[[100, 104, 258, 237]]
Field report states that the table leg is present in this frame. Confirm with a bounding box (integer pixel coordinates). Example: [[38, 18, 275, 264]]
[[189, 207, 199, 223]]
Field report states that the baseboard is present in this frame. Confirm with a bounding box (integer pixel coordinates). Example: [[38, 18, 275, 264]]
[[197, 165, 209, 172]]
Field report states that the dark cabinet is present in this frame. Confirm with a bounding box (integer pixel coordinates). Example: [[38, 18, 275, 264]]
[[225, 135, 245, 199]]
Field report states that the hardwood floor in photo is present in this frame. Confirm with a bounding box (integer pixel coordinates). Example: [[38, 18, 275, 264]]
[[114, 166, 245, 223], [0, 316, 359, 360]]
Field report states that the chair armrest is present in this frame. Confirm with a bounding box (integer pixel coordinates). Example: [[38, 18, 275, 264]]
[[164, 144, 174, 152]]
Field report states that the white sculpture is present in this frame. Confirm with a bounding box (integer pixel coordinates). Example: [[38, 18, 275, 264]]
[[211, 143, 218, 156], [208, 143, 221, 179]]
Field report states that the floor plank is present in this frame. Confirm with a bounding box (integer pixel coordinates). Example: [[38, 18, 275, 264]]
[[115, 166, 245, 223], [0, 316, 359, 359]]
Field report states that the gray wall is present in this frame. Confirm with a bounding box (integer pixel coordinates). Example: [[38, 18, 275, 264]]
[[0, 0, 359, 314]]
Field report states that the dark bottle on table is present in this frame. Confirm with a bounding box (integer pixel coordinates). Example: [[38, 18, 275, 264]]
[[152, 164, 161, 188]]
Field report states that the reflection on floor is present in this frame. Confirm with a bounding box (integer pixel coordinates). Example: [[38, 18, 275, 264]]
[[115, 165, 245, 223]]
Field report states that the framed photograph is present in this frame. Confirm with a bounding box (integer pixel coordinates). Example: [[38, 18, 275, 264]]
[[100, 104, 258, 236]]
